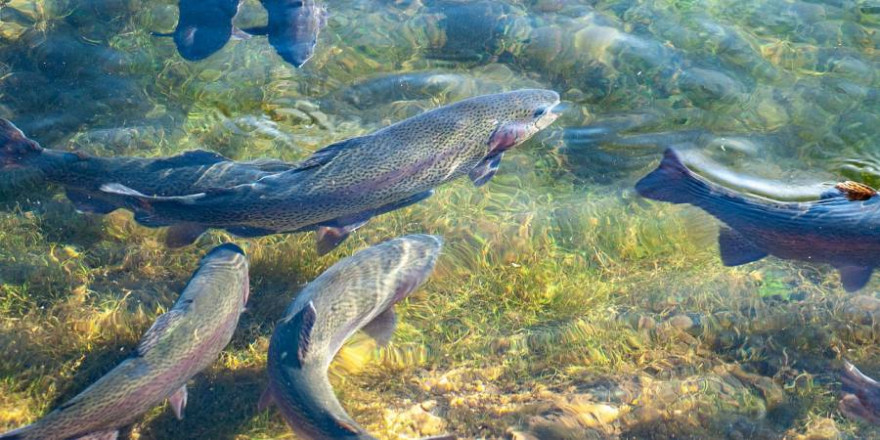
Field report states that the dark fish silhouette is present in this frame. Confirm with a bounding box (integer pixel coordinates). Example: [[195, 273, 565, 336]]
[[636, 148, 880, 292], [840, 360, 880, 425], [0, 243, 250, 440], [154, 0, 246, 61], [102, 89, 561, 254], [0, 118, 293, 247], [261, 234, 453, 440], [243, 0, 327, 67]]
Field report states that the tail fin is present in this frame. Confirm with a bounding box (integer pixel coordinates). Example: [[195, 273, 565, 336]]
[[634, 148, 707, 204], [0, 118, 42, 164]]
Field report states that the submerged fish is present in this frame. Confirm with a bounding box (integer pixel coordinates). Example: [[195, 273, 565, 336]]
[[261, 234, 451, 440], [154, 0, 245, 61], [0, 118, 293, 247], [103, 89, 560, 254], [243, 0, 328, 67], [840, 360, 880, 425], [636, 148, 880, 292], [0, 243, 250, 440]]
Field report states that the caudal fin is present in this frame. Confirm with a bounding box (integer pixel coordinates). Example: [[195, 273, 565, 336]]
[[634, 148, 707, 204]]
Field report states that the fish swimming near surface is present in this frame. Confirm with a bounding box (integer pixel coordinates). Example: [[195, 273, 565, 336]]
[[840, 360, 880, 425], [154, 0, 247, 61], [0, 117, 294, 247], [261, 234, 453, 440], [0, 243, 250, 440], [102, 89, 561, 254], [242, 0, 328, 67], [636, 148, 880, 292]]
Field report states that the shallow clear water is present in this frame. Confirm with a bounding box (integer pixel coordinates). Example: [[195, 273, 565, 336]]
[[2, 0, 880, 438]]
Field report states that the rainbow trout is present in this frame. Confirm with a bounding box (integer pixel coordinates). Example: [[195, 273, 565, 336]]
[[102, 89, 560, 254], [0, 243, 250, 440], [840, 360, 880, 425], [636, 148, 880, 292], [0, 118, 293, 247], [242, 0, 328, 68], [154, 0, 246, 61], [261, 234, 452, 440]]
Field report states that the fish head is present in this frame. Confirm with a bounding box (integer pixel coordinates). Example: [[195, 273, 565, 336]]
[[476, 89, 561, 157], [384, 234, 444, 304], [276, 41, 319, 68], [199, 243, 250, 307]]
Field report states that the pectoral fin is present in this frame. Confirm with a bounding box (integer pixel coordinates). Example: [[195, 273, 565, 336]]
[[169, 385, 188, 420], [231, 26, 253, 41], [164, 223, 207, 248], [73, 431, 119, 440], [316, 221, 368, 256], [468, 153, 503, 187], [839, 266, 873, 292], [361, 308, 397, 346], [717, 227, 767, 266]]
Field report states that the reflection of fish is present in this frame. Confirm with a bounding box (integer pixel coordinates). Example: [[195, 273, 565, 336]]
[[840, 360, 880, 425], [0, 244, 249, 440], [244, 0, 327, 68], [103, 90, 560, 254], [154, 0, 244, 61], [636, 148, 880, 292], [261, 235, 450, 440], [0, 118, 293, 247]]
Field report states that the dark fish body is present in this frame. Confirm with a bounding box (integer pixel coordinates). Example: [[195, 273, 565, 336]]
[[245, 0, 327, 67], [104, 89, 560, 253], [0, 244, 250, 440], [636, 148, 880, 291], [0, 118, 292, 245], [262, 235, 443, 440], [157, 0, 243, 61], [840, 360, 880, 425]]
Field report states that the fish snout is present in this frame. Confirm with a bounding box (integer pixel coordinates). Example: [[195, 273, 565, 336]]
[[390, 235, 443, 301]]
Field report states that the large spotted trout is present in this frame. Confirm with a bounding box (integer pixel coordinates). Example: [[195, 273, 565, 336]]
[[636, 148, 880, 292], [261, 234, 453, 440], [103, 89, 561, 254], [0, 118, 292, 247], [0, 243, 250, 440]]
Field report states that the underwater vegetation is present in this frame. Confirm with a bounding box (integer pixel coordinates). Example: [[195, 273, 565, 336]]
[[2, 0, 880, 439]]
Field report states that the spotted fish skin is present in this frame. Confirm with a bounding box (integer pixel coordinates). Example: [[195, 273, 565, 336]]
[[0, 118, 291, 214], [104, 89, 560, 251], [636, 148, 880, 292], [0, 244, 250, 440], [155, 0, 243, 61], [262, 235, 443, 440]]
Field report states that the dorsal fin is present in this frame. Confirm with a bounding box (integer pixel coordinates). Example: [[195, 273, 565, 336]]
[[836, 181, 878, 201], [146, 150, 228, 171], [291, 138, 362, 172]]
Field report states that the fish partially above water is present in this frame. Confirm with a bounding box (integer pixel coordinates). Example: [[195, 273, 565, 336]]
[[242, 0, 328, 67], [103, 89, 561, 254], [261, 234, 452, 440], [154, 0, 246, 61], [0, 243, 250, 440], [0, 118, 293, 247], [636, 148, 880, 291]]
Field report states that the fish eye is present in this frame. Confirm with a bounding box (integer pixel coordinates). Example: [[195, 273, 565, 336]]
[[533, 107, 547, 118]]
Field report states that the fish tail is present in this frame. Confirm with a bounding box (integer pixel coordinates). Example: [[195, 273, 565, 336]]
[[635, 148, 708, 204]]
